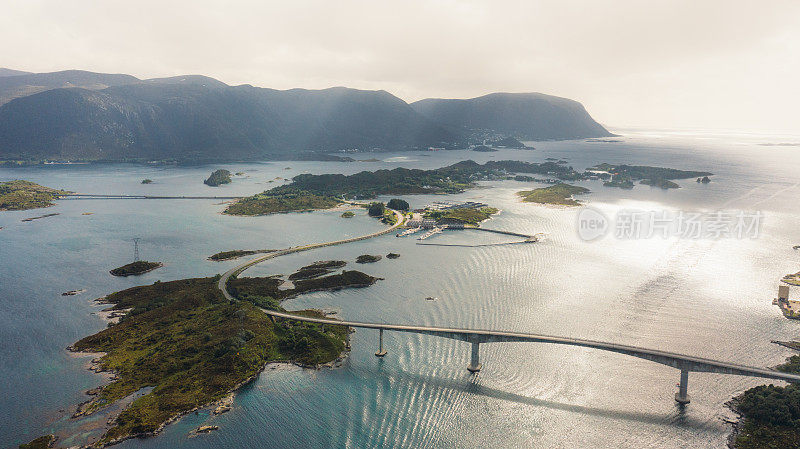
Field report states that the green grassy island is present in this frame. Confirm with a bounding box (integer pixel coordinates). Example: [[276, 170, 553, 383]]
[[0, 180, 70, 211], [340, 211, 355, 218], [204, 169, 232, 187], [224, 192, 341, 215], [518, 183, 590, 206], [730, 355, 800, 448], [424, 206, 499, 225], [67, 266, 378, 446], [109, 261, 163, 277], [141, 179, 153, 184]]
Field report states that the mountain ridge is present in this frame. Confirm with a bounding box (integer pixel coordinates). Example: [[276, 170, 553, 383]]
[[412, 92, 613, 140], [0, 69, 612, 162]]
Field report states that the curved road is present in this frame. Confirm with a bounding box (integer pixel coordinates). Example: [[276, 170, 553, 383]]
[[217, 208, 800, 402], [218, 208, 405, 295]]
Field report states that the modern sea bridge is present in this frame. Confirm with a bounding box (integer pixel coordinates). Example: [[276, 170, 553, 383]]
[[219, 208, 800, 404], [61, 193, 244, 200]]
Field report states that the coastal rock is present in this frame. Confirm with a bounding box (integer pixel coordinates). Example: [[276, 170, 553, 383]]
[[196, 425, 219, 433]]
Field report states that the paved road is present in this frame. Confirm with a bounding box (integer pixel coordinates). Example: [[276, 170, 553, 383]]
[[218, 208, 405, 296], [217, 209, 800, 387]]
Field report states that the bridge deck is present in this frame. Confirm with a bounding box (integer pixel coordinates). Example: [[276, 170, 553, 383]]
[[263, 309, 800, 382], [217, 207, 800, 402]]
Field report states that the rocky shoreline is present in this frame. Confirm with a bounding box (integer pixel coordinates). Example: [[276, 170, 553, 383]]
[[62, 299, 351, 448]]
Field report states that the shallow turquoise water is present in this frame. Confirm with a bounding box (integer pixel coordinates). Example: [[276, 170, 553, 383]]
[[3, 130, 800, 448]]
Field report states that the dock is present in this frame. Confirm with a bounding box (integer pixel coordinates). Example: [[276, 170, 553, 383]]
[[418, 227, 444, 240]]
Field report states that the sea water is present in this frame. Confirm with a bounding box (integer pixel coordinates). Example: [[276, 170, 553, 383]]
[[2, 129, 799, 448]]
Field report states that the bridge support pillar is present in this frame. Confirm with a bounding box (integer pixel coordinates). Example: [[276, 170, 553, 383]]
[[467, 341, 482, 373], [675, 369, 690, 404], [375, 329, 387, 357]]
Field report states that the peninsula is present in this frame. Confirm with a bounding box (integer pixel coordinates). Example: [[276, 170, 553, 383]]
[[729, 354, 800, 448], [0, 180, 70, 211], [65, 264, 379, 446]]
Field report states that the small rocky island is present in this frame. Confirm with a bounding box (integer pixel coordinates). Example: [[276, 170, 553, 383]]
[[287, 260, 348, 280], [588, 163, 712, 190], [204, 169, 232, 187], [0, 180, 70, 211], [518, 183, 590, 206], [697, 176, 711, 184], [208, 249, 276, 261], [356, 254, 382, 263], [19, 434, 56, 448], [109, 261, 163, 277]]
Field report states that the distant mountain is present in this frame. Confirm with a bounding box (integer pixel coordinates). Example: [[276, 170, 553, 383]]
[[0, 69, 139, 106], [0, 70, 611, 162], [0, 68, 32, 77], [0, 82, 457, 161], [411, 92, 613, 140]]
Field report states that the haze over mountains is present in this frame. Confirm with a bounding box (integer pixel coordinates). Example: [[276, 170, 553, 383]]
[[0, 69, 612, 162], [412, 93, 612, 141]]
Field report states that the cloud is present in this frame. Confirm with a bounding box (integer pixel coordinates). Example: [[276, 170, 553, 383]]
[[1, 0, 799, 132]]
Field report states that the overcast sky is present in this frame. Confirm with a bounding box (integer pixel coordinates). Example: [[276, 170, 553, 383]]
[[2, 0, 799, 133]]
